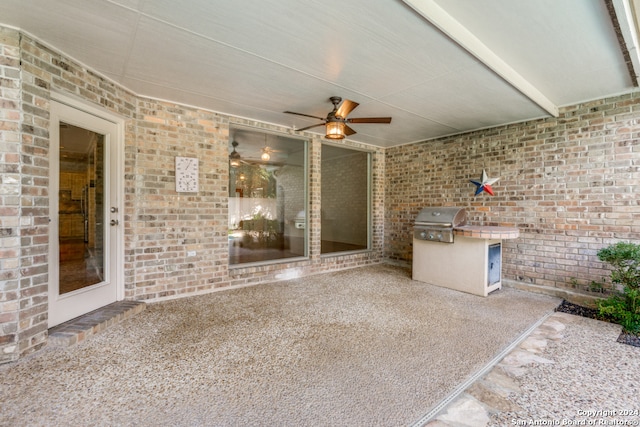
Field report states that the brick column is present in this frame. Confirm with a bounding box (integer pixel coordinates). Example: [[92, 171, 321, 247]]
[[307, 137, 322, 261], [0, 27, 23, 363], [17, 32, 51, 357]]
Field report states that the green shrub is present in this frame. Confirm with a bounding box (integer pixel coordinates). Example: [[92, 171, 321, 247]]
[[596, 242, 640, 334]]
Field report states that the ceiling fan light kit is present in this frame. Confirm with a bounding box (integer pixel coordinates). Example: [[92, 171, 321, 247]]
[[284, 96, 391, 140], [325, 121, 346, 139]]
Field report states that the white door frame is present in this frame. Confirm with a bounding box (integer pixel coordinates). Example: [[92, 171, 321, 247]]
[[48, 93, 125, 326]]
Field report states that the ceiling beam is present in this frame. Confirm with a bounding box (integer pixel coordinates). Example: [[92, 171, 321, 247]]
[[402, 0, 559, 117], [610, 0, 640, 86]]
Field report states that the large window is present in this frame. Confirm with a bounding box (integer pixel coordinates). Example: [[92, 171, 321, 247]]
[[321, 144, 370, 254], [228, 127, 307, 265]]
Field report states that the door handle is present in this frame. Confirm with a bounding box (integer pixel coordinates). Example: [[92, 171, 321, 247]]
[[110, 219, 119, 226]]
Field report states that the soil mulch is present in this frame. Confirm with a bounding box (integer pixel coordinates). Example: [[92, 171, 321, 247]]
[[555, 300, 640, 347]]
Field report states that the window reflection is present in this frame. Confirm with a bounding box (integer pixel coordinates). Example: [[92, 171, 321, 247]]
[[228, 129, 307, 265], [58, 123, 105, 293], [321, 145, 370, 254]]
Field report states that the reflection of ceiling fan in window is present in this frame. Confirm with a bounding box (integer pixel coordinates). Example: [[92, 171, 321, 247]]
[[284, 96, 392, 140], [258, 139, 281, 161], [229, 140, 283, 167], [229, 141, 243, 167]]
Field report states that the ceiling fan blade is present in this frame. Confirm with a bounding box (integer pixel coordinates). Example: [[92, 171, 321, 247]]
[[240, 158, 285, 166], [296, 123, 325, 132], [283, 111, 326, 121], [335, 99, 359, 118], [344, 124, 357, 136], [347, 117, 392, 124]]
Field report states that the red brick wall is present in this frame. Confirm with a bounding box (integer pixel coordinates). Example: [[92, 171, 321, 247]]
[[385, 93, 640, 295]]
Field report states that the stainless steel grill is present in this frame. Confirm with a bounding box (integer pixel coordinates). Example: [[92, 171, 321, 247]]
[[413, 207, 467, 243]]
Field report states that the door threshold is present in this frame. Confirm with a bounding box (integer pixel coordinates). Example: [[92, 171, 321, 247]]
[[48, 300, 146, 348]]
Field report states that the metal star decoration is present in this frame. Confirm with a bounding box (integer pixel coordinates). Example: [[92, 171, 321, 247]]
[[470, 169, 500, 196]]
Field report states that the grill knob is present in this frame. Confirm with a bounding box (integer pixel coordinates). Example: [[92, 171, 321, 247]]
[[420, 231, 427, 239], [428, 232, 435, 240]]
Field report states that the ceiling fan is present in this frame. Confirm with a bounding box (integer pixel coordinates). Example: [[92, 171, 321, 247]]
[[284, 96, 392, 140]]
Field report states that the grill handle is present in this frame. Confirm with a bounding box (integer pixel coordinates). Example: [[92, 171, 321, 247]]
[[415, 221, 453, 227]]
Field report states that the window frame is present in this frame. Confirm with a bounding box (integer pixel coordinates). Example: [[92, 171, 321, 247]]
[[228, 125, 309, 267], [320, 143, 372, 256]]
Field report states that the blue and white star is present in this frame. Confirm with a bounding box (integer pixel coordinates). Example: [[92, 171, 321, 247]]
[[470, 169, 500, 196]]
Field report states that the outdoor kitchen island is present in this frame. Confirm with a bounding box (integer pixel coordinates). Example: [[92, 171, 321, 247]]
[[412, 224, 519, 297]]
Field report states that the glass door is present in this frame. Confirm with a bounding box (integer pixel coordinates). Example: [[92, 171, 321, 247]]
[[48, 100, 121, 327]]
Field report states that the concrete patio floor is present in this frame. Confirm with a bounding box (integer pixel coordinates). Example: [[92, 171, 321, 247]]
[[2, 264, 638, 426]]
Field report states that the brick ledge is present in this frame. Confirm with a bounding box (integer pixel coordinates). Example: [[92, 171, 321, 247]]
[[48, 300, 146, 348]]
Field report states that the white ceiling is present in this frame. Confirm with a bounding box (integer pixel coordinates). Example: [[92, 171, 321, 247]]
[[1, 0, 637, 148]]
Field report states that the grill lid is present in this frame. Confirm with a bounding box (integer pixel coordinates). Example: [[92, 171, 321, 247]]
[[414, 207, 467, 228]]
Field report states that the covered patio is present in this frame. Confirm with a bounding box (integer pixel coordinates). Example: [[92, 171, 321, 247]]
[[1, 3, 640, 424]]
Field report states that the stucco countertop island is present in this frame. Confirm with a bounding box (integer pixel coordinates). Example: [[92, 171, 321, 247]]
[[413, 225, 520, 297]]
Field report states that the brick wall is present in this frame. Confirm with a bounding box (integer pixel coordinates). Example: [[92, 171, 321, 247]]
[[0, 28, 21, 363], [18, 33, 55, 359], [385, 93, 640, 295], [0, 27, 384, 362], [127, 98, 230, 299]]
